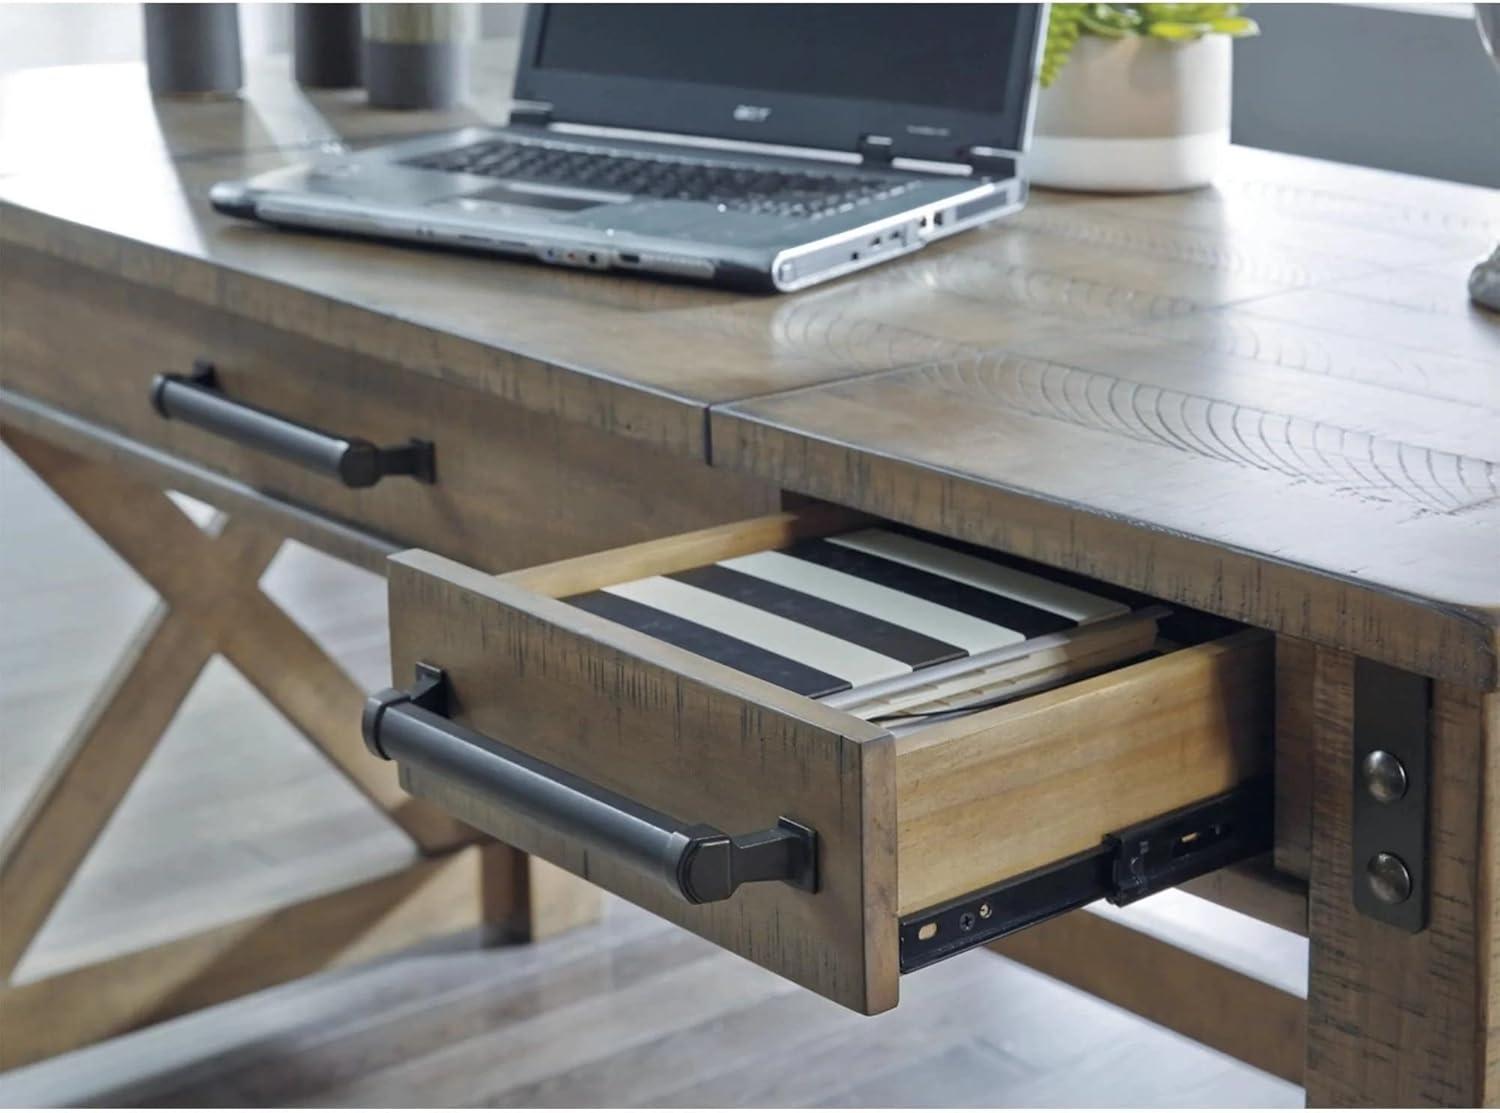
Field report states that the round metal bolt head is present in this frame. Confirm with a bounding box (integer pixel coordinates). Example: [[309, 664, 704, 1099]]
[[1366, 852, 1413, 905], [1361, 749, 1408, 804]]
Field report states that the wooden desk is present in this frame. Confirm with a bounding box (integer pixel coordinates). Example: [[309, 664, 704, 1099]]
[[2, 46, 1497, 1105]]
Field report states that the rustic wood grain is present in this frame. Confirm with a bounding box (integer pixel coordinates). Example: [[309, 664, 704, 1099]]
[[1, 245, 780, 575], [895, 631, 1273, 915], [3, 50, 1494, 684], [0, 388, 401, 574], [710, 344, 1500, 689], [482, 852, 604, 945], [387, 549, 900, 1014], [390, 513, 1275, 999], [1304, 648, 1498, 1105], [1178, 858, 1309, 937], [498, 506, 870, 597], [0, 601, 211, 979], [709, 166, 1499, 689], [991, 907, 1306, 1084], [0, 437, 600, 1067], [1276, 636, 1317, 879], [4, 38, 1498, 1098], [0, 427, 1303, 1104], [1486, 691, 1500, 1105], [0, 160, 998, 460], [0, 429, 503, 1008], [0, 46, 1099, 455], [0, 427, 472, 855]]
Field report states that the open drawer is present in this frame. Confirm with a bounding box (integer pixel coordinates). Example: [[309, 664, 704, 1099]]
[[370, 507, 1273, 1014]]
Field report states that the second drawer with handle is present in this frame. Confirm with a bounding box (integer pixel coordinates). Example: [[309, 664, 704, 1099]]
[[2, 246, 778, 573], [373, 507, 1273, 1014]]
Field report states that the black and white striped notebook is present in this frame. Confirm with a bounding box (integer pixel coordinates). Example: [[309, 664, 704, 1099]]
[[565, 528, 1156, 720]]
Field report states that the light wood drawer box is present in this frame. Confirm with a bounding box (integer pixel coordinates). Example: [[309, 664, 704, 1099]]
[[373, 508, 1273, 1014], [0, 247, 776, 572]]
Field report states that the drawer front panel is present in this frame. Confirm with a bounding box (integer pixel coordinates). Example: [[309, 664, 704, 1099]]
[[387, 547, 900, 1015], [1, 247, 778, 572]]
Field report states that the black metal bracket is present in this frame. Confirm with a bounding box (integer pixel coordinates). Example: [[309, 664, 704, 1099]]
[[152, 361, 435, 488], [361, 661, 447, 754], [857, 133, 896, 165], [677, 817, 819, 904], [960, 146, 1017, 180], [508, 101, 554, 127], [898, 779, 1274, 973], [1351, 657, 1431, 933], [362, 665, 817, 905]]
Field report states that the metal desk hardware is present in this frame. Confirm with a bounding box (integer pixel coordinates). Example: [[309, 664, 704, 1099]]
[[362, 664, 819, 905], [152, 360, 435, 488], [1351, 657, 1431, 932], [898, 779, 1274, 973]]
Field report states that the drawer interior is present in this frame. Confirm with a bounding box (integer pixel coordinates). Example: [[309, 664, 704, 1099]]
[[384, 507, 1272, 1013], [555, 515, 1164, 726]]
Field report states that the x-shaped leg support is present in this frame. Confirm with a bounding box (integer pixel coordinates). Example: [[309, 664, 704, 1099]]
[[0, 428, 472, 979]]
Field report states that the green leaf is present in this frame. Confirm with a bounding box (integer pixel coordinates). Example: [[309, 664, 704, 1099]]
[[1145, 19, 1211, 39], [1042, 1, 1255, 82], [1144, 3, 1235, 19], [1078, 11, 1133, 37], [1208, 15, 1259, 35], [1040, 4, 1087, 87]]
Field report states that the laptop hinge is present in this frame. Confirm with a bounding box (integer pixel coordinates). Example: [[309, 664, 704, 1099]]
[[857, 133, 896, 166], [508, 101, 554, 128], [962, 145, 1018, 180], [897, 777, 1274, 973]]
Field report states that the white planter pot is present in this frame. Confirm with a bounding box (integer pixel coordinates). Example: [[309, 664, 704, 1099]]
[[1025, 34, 1232, 193]]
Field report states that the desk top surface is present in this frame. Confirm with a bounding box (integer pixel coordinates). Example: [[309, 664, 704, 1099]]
[[2, 47, 1497, 686]]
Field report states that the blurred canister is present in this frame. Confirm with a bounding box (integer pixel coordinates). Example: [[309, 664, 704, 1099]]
[[363, 3, 470, 109], [294, 3, 364, 88], [143, 3, 243, 98]]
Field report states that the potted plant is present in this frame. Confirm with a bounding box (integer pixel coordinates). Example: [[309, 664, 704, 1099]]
[[1026, 4, 1259, 192]]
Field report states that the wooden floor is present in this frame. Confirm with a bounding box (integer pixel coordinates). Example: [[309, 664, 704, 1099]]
[[0, 437, 1308, 1106]]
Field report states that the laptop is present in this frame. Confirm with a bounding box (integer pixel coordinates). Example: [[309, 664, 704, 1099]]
[[211, 4, 1046, 293]]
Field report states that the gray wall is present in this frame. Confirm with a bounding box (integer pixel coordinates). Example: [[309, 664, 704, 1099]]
[[1231, 4, 1500, 187], [477, 3, 525, 38]]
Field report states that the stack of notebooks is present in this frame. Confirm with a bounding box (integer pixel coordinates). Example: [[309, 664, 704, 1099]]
[[565, 527, 1163, 729]]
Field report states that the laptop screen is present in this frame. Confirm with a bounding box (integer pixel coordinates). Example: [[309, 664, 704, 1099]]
[[535, 5, 1022, 116], [514, 4, 1044, 162]]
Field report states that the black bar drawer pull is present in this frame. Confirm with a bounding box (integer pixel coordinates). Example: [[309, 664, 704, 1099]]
[[362, 665, 819, 904], [151, 360, 434, 488]]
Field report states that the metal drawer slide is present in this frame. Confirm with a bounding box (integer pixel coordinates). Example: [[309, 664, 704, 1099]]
[[899, 779, 1274, 973]]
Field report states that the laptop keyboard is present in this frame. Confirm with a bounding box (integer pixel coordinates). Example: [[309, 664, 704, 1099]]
[[403, 138, 914, 219]]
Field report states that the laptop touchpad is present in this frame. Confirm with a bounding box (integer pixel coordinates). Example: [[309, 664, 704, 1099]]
[[447, 184, 617, 213]]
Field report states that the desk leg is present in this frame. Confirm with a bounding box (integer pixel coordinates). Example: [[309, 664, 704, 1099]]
[[0, 427, 600, 1066], [1305, 645, 1500, 1106]]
